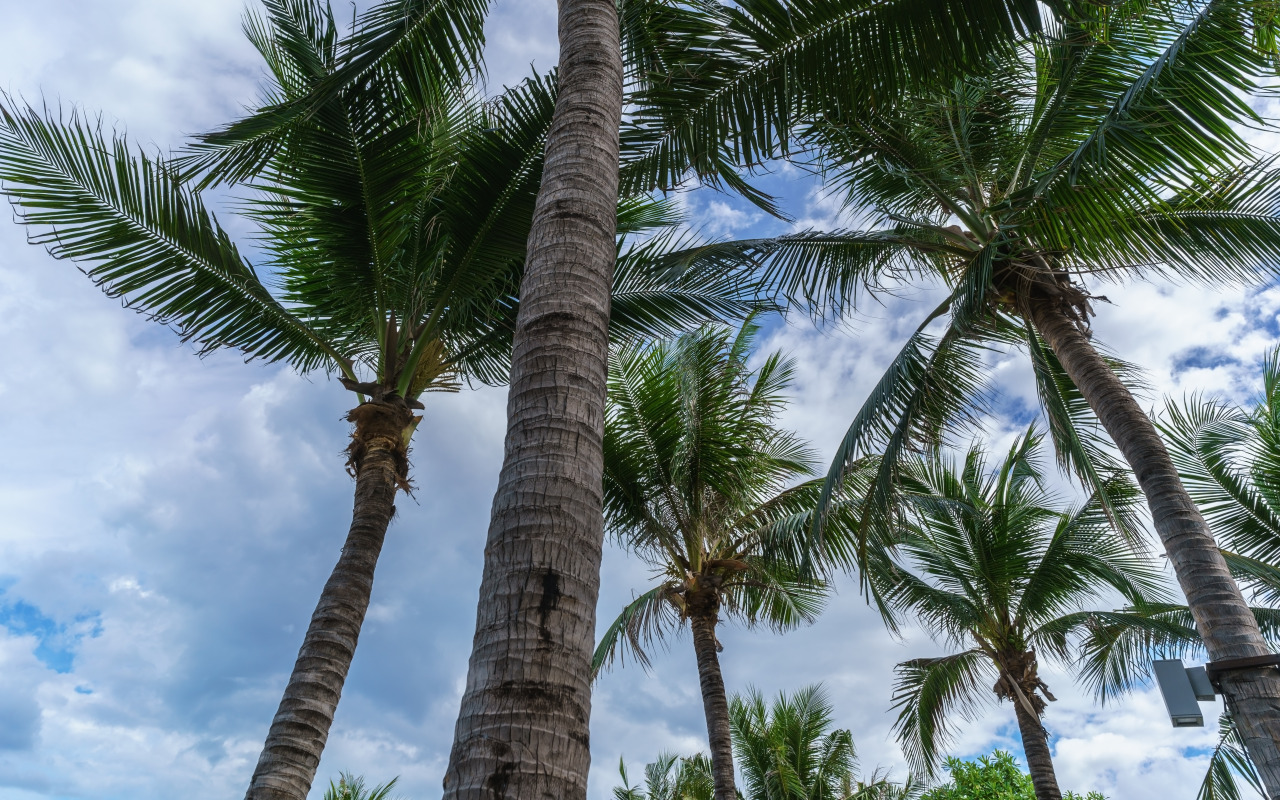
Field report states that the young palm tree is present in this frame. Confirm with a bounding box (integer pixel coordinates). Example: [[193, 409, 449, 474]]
[[749, 2, 1280, 783], [324, 774, 398, 800], [593, 322, 860, 800], [0, 2, 757, 797], [877, 431, 1167, 800], [732, 685, 921, 800], [615, 753, 716, 800], [615, 686, 920, 800]]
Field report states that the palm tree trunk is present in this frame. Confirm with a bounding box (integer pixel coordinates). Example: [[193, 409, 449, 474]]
[[1010, 700, 1062, 800], [244, 400, 415, 800], [690, 612, 737, 800], [440, 2, 623, 799], [1029, 299, 1280, 795]]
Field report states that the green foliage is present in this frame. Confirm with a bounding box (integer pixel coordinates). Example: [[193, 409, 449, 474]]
[[774, 0, 1280, 549], [614, 753, 715, 800], [616, 686, 920, 800], [878, 430, 1167, 776], [323, 773, 398, 800], [921, 751, 1104, 800], [0, 0, 760, 407], [594, 322, 850, 675]]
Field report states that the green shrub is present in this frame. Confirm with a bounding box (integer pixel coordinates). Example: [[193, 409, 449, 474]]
[[921, 751, 1104, 800]]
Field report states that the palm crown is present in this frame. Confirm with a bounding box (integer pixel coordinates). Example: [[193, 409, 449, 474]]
[[594, 321, 839, 673], [878, 431, 1166, 786], [765, 0, 1280, 530]]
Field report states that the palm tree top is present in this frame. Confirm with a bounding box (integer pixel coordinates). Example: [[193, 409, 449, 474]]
[[881, 430, 1169, 775], [604, 319, 818, 567], [595, 321, 857, 674]]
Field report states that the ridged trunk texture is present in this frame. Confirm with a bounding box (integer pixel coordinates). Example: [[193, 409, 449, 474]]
[[440, 1, 623, 799], [1011, 700, 1061, 800], [1030, 299, 1280, 795], [690, 613, 737, 800], [244, 401, 414, 800]]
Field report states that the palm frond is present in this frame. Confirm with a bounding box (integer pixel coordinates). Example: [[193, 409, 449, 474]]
[[0, 99, 345, 373], [890, 649, 994, 778], [592, 583, 683, 677]]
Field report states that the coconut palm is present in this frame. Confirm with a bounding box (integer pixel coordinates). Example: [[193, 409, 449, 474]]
[[615, 686, 920, 800], [748, 2, 1280, 784], [0, 2, 760, 797], [877, 431, 1167, 800], [732, 685, 922, 800], [592, 322, 867, 800], [615, 753, 717, 800], [1050, 357, 1280, 800], [186, 1, 1078, 794]]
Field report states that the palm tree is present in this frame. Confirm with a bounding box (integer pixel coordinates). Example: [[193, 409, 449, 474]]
[[750, 2, 1280, 784], [593, 322, 861, 800], [615, 753, 716, 800], [1049, 355, 1280, 800], [732, 685, 922, 800], [614, 686, 920, 800], [324, 774, 398, 800], [877, 431, 1167, 800], [0, 2, 757, 797], [187, 1, 1087, 794]]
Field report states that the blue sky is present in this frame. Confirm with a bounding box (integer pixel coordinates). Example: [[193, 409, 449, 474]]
[[1, 1, 1277, 798]]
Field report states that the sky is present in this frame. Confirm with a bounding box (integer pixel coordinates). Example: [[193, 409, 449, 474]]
[[0, 1, 1278, 798]]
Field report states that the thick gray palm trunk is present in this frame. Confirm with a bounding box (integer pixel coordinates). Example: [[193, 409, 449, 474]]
[[1030, 299, 1280, 795], [1010, 700, 1061, 800], [440, 1, 624, 798], [690, 612, 737, 800], [245, 401, 414, 800]]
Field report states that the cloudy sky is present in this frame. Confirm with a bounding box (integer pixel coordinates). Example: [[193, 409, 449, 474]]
[[1, 1, 1277, 799]]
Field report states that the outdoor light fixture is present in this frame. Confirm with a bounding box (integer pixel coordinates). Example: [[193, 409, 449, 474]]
[[1154, 655, 1280, 727], [1153, 659, 1211, 727]]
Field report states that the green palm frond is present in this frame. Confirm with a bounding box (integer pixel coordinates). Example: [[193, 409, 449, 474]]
[[812, 304, 995, 580], [183, 0, 489, 186], [1160, 391, 1280, 569], [890, 649, 994, 778], [619, 0, 1051, 206], [1198, 712, 1266, 800], [593, 583, 684, 677], [324, 773, 399, 800], [0, 99, 346, 374]]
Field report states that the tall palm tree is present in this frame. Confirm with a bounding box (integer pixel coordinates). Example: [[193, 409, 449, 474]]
[[593, 322, 860, 800], [877, 431, 1167, 800], [0, 2, 757, 797], [750, 2, 1280, 783], [1054, 354, 1280, 800]]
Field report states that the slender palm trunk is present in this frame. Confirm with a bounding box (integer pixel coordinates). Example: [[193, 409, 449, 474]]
[[690, 612, 737, 800], [1030, 299, 1280, 795], [440, 2, 623, 799], [245, 400, 414, 800], [1010, 700, 1061, 800]]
